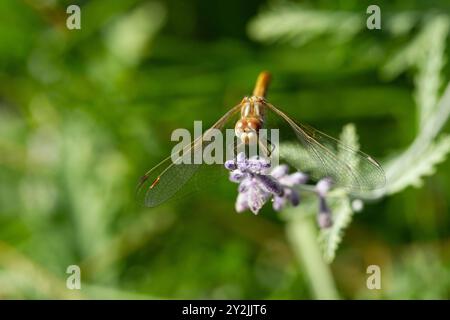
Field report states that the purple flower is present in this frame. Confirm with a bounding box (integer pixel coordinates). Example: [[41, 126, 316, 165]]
[[225, 153, 334, 229], [225, 153, 307, 215], [315, 178, 333, 229]]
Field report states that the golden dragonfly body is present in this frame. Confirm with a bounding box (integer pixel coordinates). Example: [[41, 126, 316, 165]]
[[234, 72, 271, 145], [138, 71, 385, 207]]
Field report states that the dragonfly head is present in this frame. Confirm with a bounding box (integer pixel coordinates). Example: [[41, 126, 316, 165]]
[[235, 118, 261, 144], [235, 96, 265, 144], [235, 117, 263, 145]]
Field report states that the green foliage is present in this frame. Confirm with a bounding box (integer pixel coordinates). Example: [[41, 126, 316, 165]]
[[1, 0, 450, 299], [253, 3, 450, 267], [318, 124, 359, 263], [318, 196, 353, 263], [387, 135, 450, 193], [248, 5, 363, 46], [381, 16, 450, 196]]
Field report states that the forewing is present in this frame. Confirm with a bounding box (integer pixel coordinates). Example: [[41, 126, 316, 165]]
[[265, 102, 386, 192], [137, 104, 241, 207]]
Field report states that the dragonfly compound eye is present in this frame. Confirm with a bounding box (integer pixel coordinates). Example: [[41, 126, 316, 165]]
[[235, 118, 261, 144]]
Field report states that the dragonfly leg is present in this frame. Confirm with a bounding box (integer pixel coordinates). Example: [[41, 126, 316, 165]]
[[258, 139, 271, 158]]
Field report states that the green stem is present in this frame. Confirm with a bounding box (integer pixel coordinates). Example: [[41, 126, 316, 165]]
[[286, 216, 340, 300]]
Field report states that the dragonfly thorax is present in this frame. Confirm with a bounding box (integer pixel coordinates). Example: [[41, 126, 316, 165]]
[[235, 96, 265, 144]]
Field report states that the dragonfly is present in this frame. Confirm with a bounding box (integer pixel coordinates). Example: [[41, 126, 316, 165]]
[[137, 71, 386, 207]]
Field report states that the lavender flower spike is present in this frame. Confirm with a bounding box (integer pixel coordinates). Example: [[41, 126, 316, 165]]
[[315, 177, 333, 229], [225, 153, 307, 215]]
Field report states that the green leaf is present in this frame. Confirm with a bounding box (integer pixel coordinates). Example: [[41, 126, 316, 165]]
[[247, 5, 363, 46], [318, 196, 354, 263], [414, 16, 449, 129], [387, 134, 450, 194]]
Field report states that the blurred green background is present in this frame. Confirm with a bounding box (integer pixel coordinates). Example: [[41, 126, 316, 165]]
[[1, 0, 450, 299]]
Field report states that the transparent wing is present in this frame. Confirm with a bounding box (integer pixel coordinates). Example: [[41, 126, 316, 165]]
[[137, 104, 242, 207], [265, 101, 386, 192]]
